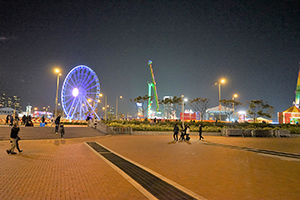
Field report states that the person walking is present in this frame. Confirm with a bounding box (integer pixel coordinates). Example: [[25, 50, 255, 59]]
[[55, 115, 61, 134], [6, 123, 21, 154], [173, 124, 179, 141], [185, 125, 191, 141], [50, 115, 54, 127], [199, 124, 204, 140], [14, 114, 19, 125], [5, 115, 9, 125], [9, 114, 14, 127], [60, 124, 65, 139], [22, 115, 27, 125], [41, 115, 45, 123], [179, 124, 186, 141]]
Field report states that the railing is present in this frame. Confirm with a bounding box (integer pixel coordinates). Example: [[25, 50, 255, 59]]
[[110, 127, 132, 134]]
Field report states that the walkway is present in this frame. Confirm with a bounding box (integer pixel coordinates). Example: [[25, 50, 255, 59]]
[[0, 127, 300, 199]]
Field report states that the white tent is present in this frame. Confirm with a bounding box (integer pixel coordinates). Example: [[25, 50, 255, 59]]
[[206, 105, 233, 121], [206, 105, 233, 112]]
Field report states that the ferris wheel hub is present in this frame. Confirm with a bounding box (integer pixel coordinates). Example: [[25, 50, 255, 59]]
[[72, 88, 79, 97]]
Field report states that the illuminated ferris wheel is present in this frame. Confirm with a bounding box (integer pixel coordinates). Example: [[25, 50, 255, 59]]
[[61, 65, 100, 120]]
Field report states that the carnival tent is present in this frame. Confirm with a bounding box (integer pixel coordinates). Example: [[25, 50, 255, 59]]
[[278, 106, 300, 124]]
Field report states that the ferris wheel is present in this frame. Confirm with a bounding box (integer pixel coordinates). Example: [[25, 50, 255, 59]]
[[61, 65, 100, 120]]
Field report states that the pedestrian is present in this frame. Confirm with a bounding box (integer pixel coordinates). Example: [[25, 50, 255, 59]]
[[27, 115, 31, 122], [41, 115, 45, 123], [60, 124, 65, 139], [179, 124, 186, 141], [22, 114, 27, 125], [199, 124, 204, 140], [14, 113, 19, 125], [55, 115, 61, 134], [6, 123, 21, 154], [9, 114, 14, 127], [5, 115, 9, 125], [50, 115, 54, 127], [173, 124, 179, 141], [185, 125, 190, 141]]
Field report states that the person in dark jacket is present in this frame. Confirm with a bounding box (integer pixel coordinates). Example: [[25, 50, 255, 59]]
[[60, 124, 65, 139], [9, 115, 14, 127], [5, 115, 9, 125], [55, 115, 61, 134], [22, 115, 27, 125], [173, 124, 179, 141], [199, 124, 204, 140], [179, 124, 186, 141], [6, 123, 21, 154]]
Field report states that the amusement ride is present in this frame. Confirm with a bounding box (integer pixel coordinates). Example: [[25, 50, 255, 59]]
[[147, 60, 160, 118], [61, 65, 101, 120]]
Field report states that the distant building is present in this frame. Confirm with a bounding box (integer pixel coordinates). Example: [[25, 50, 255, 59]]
[[0, 93, 22, 111]]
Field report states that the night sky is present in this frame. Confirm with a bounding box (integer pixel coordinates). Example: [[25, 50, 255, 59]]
[[1, 0, 299, 120]]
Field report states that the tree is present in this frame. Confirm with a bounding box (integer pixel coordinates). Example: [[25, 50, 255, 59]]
[[189, 98, 210, 121], [219, 99, 244, 120], [160, 96, 183, 119], [246, 100, 274, 122], [159, 98, 173, 119], [130, 95, 153, 118]]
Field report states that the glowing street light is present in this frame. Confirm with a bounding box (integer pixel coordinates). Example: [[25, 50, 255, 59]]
[[232, 94, 238, 119], [181, 95, 188, 128], [215, 78, 226, 121], [54, 68, 62, 119], [116, 96, 123, 120], [100, 93, 107, 120]]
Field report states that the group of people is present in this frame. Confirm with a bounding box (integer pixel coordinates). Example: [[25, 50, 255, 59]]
[[6, 114, 35, 127], [5, 114, 19, 126], [173, 124, 204, 141], [5, 114, 65, 155]]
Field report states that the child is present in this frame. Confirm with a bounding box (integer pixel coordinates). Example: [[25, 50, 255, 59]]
[[60, 124, 65, 139]]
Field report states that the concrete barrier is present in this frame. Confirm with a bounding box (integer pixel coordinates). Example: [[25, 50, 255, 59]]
[[222, 129, 244, 137], [251, 129, 273, 137], [274, 130, 291, 137]]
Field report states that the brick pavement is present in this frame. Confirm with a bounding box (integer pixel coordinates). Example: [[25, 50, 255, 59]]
[[0, 137, 147, 200], [1, 127, 300, 199]]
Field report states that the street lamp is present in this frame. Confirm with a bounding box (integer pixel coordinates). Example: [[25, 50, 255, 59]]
[[215, 78, 226, 121], [232, 94, 238, 120], [100, 93, 107, 120], [181, 95, 188, 128], [54, 68, 61, 119], [116, 96, 123, 120]]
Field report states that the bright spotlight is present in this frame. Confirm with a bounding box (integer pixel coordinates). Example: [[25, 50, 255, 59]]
[[72, 88, 79, 97]]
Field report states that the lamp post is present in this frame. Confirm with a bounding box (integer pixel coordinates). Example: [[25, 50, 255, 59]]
[[100, 93, 107, 120], [54, 69, 61, 119], [232, 94, 238, 120], [215, 79, 225, 121], [181, 95, 188, 128], [116, 96, 123, 120]]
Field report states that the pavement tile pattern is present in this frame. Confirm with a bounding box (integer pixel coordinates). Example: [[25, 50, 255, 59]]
[[87, 142, 198, 200], [1, 126, 300, 199]]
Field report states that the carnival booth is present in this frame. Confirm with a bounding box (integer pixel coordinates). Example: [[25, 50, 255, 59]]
[[278, 106, 300, 124]]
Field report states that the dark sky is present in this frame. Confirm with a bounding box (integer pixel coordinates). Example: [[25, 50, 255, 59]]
[[0, 0, 300, 119]]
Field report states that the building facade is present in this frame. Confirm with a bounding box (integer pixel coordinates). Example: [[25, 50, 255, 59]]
[[0, 93, 22, 111]]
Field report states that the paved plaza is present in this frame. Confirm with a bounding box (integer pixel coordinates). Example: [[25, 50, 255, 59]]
[[0, 126, 300, 199]]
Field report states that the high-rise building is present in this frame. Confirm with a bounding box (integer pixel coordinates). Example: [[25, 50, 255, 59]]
[[0, 93, 22, 111]]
